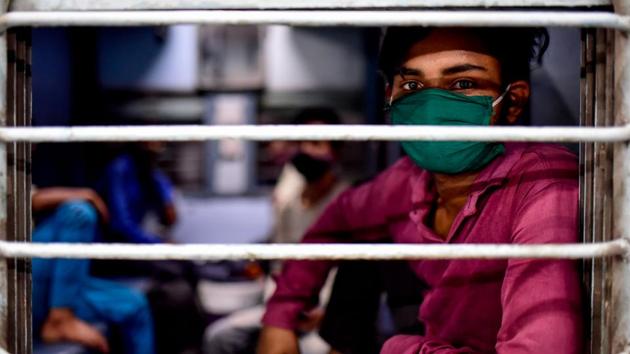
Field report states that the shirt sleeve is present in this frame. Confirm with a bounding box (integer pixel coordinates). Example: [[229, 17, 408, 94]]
[[262, 165, 402, 330], [152, 170, 175, 206], [107, 161, 162, 244]]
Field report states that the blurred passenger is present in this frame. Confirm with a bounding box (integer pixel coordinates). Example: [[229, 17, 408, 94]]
[[101, 141, 176, 245], [93, 142, 205, 354], [258, 27, 582, 354], [32, 187, 154, 354], [203, 108, 349, 354]]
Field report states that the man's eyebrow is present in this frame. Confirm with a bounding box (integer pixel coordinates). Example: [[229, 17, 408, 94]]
[[442, 64, 488, 76], [397, 67, 423, 78]]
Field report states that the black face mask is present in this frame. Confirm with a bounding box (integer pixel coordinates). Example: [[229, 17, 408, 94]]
[[291, 153, 332, 183]]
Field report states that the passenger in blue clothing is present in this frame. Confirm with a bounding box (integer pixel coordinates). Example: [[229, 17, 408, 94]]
[[100, 141, 177, 244], [94, 142, 206, 354], [32, 187, 155, 354]]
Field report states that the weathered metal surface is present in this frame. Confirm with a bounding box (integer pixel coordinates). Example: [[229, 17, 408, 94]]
[[0, 240, 625, 261], [601, 28, 615, 354], [0, 0, 8, 344], [582, 28, 616, 354], [14, 30, 25, 354], [3, 30, 14, 354], [0, 10, 629, 29], [15, 29, 31, 354], [580, 28, 597, 354], [0, 124, 628, 143], [23, 29, 31, 354], [7, 0, 612, 11], [610, 1, 630, 353]]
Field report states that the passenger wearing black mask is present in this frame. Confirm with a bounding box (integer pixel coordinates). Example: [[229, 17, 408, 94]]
[[204, 108, 349, 354], [273, 108, 349, 245]]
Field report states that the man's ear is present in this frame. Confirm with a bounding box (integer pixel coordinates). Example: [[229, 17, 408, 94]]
[[504, 80, 530, 124]]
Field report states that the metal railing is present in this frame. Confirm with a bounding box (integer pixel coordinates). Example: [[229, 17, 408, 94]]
[[0, 124, 629, 142]]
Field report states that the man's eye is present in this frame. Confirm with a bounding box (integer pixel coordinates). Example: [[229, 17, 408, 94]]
[[401, 81, 422, 91], [451, 80, 475, 90]]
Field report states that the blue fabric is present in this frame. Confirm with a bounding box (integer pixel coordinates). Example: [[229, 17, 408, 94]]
[[100, 154, 174, 244], [32, 201, 155, 354]]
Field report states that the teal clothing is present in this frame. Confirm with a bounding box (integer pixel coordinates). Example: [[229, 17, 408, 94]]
[[32, 201, 155, 354]]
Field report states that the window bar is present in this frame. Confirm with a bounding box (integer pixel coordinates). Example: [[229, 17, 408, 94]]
[[23, 28, 32, 354], [0, 10, 628, 29], [0, 241, 625, 261], [4, 29, 15, 354], [14, 28, 31, 354], [609, 1, 630, 352], [0, 124, 628, 143], [580, 27, 596, 354], [5, 0, 613, 11], [589, 27, 616, 354], [601, 26, 616, 354], [0, 4, 9, 349]]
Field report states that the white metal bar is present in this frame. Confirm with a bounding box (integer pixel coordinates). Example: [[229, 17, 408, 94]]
[[0, 240, 626, 261], [0, 11, 629, 30], [0, 125, 629, 143], [8, 0, 612, 11], [610, 0, 630, 352]]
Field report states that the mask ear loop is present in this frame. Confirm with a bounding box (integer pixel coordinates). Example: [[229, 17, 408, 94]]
[[492, 84, 512, 108], [384, 95, 394, 111]]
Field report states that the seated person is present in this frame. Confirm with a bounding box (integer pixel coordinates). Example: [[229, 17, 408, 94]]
[[99, 141, 176, 245], [258, 27, 582, 354], [32, 187, 155, 354], [203, 108, 350, 354], [94, 142, 205, 354]]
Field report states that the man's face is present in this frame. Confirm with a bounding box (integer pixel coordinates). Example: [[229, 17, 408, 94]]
[[390, 28, 507, 125]]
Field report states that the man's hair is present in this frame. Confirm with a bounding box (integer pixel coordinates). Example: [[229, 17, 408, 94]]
[[292, 107, 342, 126], [378, 27, 550, 86], [292, 107, 343, 151]]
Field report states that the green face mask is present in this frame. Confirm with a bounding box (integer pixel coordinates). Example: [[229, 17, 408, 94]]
[[390, 88, 506, 174]]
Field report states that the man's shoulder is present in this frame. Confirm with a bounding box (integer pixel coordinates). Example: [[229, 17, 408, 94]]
[[505, 143, 578, 190], [379, 156, 421, 180], [348, 156, 420, 192], [507, 143, 577, 172]]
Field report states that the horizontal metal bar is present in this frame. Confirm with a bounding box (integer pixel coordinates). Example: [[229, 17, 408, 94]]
[[0, 11, 629, 30], [0, 240, 626, 260], [9, 0, 611, 11], [1, 125, 629, 143]]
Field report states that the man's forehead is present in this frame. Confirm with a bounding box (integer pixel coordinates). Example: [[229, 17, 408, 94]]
[[403, 28, 493, 59], [398, 50, 500, 78]]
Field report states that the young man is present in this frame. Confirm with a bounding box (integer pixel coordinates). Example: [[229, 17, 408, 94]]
[[258, 27, 582, 353], [204, 108, 350, 354]]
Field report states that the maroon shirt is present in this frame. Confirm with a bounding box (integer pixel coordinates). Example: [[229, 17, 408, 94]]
[[263, 143, 583, 353]]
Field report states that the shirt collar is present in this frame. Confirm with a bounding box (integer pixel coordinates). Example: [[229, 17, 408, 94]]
[[410, 143, 528, 214]]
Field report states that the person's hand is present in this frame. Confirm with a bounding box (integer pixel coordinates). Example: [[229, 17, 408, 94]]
[[257, 326, 299, 354], [162, 204, 177, 226], [297, 307, 325, 333], [80, 189, 110, 224]]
